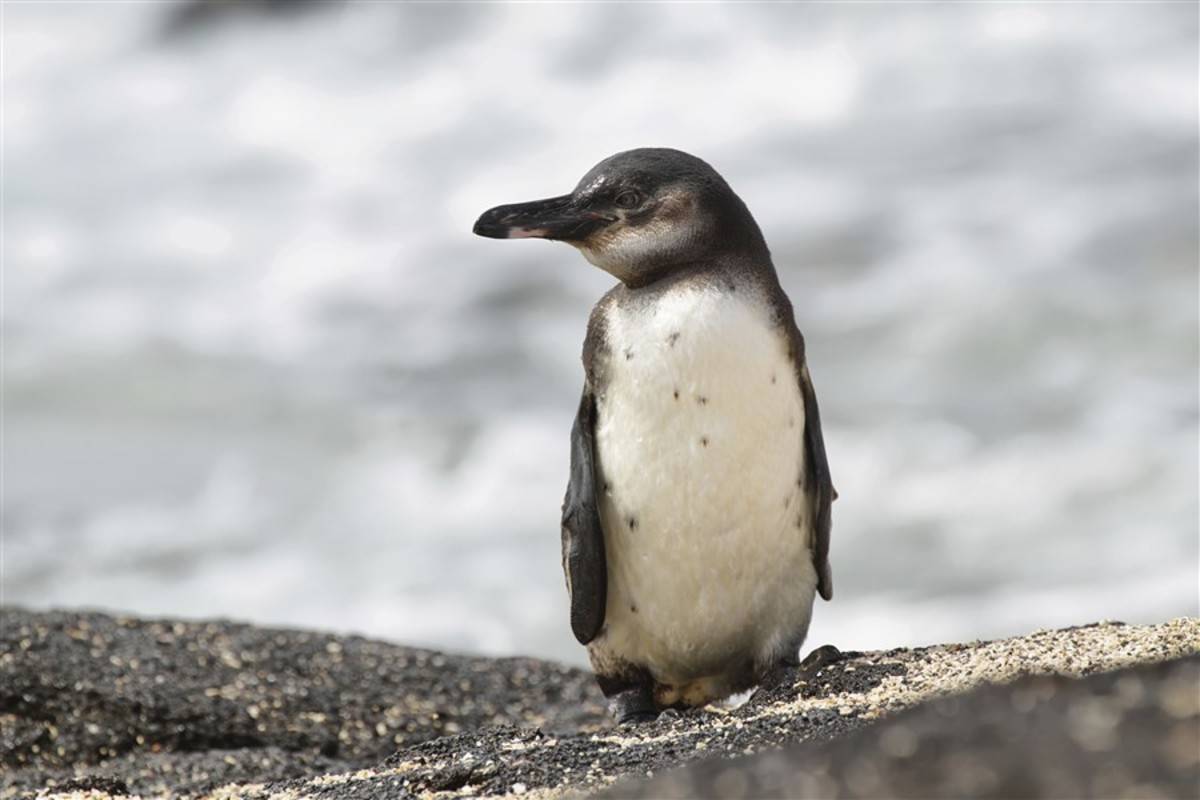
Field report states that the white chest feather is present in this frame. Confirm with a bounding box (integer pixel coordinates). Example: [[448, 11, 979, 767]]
[[593, 284, 818, 686]]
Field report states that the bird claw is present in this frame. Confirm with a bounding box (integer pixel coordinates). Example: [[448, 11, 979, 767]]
[[799, 643, 844, 676], [609, 685, 658, 725]]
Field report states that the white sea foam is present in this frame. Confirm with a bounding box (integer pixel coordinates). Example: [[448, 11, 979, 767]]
[[4, 2, 1196, 666]]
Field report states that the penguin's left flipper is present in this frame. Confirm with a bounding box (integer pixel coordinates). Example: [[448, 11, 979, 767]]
[[768, 286, 835, 602], [794, 335, 836, 602], [561, 385, 607, 645]]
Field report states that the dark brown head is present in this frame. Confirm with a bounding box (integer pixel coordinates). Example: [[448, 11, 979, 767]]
[[473, 148, 768, 286]]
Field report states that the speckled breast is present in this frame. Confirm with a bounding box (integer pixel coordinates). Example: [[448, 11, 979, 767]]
[[592, 281, 816, 683]]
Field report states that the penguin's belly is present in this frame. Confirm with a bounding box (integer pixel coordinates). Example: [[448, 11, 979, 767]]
[[593, 287, 818, 692]]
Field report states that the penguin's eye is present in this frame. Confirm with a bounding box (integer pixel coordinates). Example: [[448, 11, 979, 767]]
[[614, 190, 641, 209]]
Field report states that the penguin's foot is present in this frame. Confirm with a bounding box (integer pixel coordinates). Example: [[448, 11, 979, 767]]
[[756, 661, 798, 693], [751, 644, 848, 704], [798, 644, 844, 676], [608, 685, 659, 725]]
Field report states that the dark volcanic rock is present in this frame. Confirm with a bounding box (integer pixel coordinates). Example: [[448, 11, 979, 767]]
[[2, 609, 1196, 800], [608, 656, 1200, 799], [0, 607, 606, 797]]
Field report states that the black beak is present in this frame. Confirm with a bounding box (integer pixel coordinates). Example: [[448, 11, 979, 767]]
[[473, 194, 614, 242]]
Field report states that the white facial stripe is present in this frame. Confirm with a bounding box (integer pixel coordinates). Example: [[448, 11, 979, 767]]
[[578, 193, 703, 280]]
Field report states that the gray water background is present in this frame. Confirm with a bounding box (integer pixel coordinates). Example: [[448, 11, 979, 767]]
[[5, 2, 1198, 666]]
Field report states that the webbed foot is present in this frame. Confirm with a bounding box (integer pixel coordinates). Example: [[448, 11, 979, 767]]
[[749, 644, 847, 705], [799, 643, 843, 676], [609, 685, 658, 725]]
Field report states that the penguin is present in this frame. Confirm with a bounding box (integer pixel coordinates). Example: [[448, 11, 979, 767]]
[[473, 148, 836, 723]]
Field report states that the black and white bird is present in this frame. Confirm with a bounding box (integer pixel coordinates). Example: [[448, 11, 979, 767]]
[[473, 148, 836, 723]]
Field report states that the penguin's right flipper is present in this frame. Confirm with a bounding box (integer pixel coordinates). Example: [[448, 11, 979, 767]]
[[561, 385, 607, 645]]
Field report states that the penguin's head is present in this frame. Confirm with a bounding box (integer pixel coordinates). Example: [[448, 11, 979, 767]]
[[473, 148, 767, 286]]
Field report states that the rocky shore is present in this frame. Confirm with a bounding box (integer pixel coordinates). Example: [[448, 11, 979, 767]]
[[2, 609, 1196, 799]]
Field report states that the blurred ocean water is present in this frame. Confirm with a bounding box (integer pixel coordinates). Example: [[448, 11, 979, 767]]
[[4, 2, 1197, 665]]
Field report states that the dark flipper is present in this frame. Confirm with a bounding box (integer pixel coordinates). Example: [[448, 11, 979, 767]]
[[767, 282, 835, 602], [562, 386, 607, 644], [798, 361, 835, 601]]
